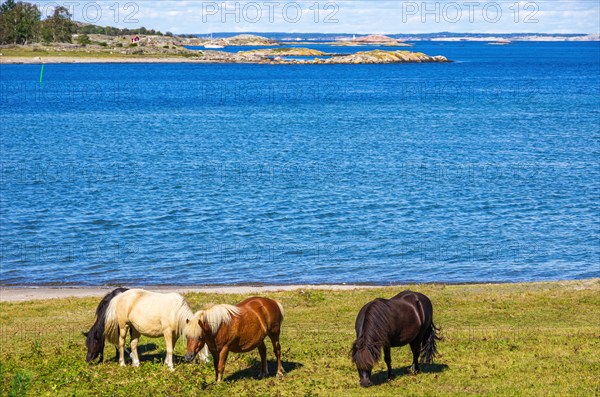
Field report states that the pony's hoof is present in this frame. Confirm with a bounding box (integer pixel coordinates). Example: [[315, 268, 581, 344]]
[[276, 372, 284, 379], [257, 372, 267, 380], [119, 362, 126, 367], [132, 361, 140, 368]]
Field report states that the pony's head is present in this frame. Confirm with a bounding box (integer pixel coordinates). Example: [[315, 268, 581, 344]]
[[184, 311, 207, 362], [351, 299, 390, 387], [351, 336, 381, 387], [83, 329, 105, 363], [184, 304, 241, 362]]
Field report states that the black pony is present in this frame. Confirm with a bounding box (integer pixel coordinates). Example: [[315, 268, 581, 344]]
[[83, 287, 129, 363], [351, 290, 440, 387]]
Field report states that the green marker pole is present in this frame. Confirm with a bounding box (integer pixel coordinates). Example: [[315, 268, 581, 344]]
[[39, 63, 45, 84]]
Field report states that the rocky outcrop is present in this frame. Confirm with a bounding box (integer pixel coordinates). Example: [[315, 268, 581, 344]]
[[67, 33, 278, 48], [332, 41, 412, 47], [322, 50, 449, 64], [331, 34, 412, 47], [237, 48, 326, 58], [351, 34, 403, 44], [228, 48, 449, 64], [227, 48, 449, 64], [206, 34, 279, 46]]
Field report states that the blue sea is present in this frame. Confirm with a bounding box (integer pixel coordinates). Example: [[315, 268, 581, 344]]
[[1, 42, 599, 286]]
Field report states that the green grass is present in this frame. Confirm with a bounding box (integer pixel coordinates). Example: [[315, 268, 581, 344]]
[[0, 47, 194, 59], [1, 280, 599, 396]]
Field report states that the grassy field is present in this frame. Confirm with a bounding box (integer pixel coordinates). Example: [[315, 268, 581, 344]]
[[1, 280, 598, 396], [0, 46, 197, 59]]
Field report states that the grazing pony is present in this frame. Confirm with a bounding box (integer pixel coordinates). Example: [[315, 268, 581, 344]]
[[184, 297, 284, 382], [84, 287, 129, 363], [351, 290, 440, 387], [85, 288, 208, 369]]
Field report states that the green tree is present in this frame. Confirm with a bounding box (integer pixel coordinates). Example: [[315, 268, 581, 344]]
[[0, 1, 41, 44], [41, 6, 74, 43], [0, 0, 16, 14], [77, 33, 91, 46], [104, 26, 117, 36], [0, 0, 17, 42]]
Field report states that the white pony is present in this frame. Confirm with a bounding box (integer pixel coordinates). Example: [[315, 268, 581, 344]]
[[100, 289, 208, 369]]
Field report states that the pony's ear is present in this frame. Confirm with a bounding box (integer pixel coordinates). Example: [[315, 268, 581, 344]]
[[186, 319, 189, 324], [197, 313, 209, 333], [198, 319, 211, 335], [82, 331, 88, 337]]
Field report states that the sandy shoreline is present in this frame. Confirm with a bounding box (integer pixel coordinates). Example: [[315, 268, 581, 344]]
[[0, 56, 216, 64], [0, 284, 380, 301], [2, 279, 597, 301]]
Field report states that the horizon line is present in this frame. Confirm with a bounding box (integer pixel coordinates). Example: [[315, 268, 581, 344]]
[[118, 31, 598, 36]]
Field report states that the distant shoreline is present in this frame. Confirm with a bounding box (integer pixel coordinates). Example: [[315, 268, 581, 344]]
[[0, 52, 450, 65], [1, 279, 597, 301], [2, 39, 598, 65], [0, 56, 221, 64], [0, 284, 379, 301]]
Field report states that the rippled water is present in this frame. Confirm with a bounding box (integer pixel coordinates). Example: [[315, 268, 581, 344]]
[[1, 42, 599, 285]]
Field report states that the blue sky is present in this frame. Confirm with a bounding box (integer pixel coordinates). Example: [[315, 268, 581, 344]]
[[40, 1, 600, 34]]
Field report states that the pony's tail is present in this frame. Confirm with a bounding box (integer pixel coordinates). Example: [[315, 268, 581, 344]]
[[88, 288, 127, 345], [276, 301, 285, 320], [103, 294, 121, 346], [420, 322, 441, 364]]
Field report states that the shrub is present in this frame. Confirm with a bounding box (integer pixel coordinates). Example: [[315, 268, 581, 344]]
[[98, 41, 108, 47], [77, 34, 91, 46], [129, 43, 137, 47]]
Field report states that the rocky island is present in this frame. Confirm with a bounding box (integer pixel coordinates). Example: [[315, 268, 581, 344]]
[[233, 48, 448, 64], [203, 34, 279, 46], [286, 34, 414, 47], [336, 34, 413, 47]]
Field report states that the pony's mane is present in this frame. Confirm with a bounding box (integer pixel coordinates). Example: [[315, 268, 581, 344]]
[[351, 298, 392, 370], [200, 304, 241, 334], [174, 296, 195, 338]]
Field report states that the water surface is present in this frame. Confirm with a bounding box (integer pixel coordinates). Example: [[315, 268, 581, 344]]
[[1, 42, 599, 285]]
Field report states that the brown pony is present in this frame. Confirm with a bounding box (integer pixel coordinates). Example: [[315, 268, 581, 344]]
[[184, 297, 284, 382], [351, 290, 440, 387]]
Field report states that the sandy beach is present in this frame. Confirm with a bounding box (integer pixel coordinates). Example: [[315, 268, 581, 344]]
[[3, 279, 597, 302], [0, 56, 215, 64], [0, 284, 380, 302]]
